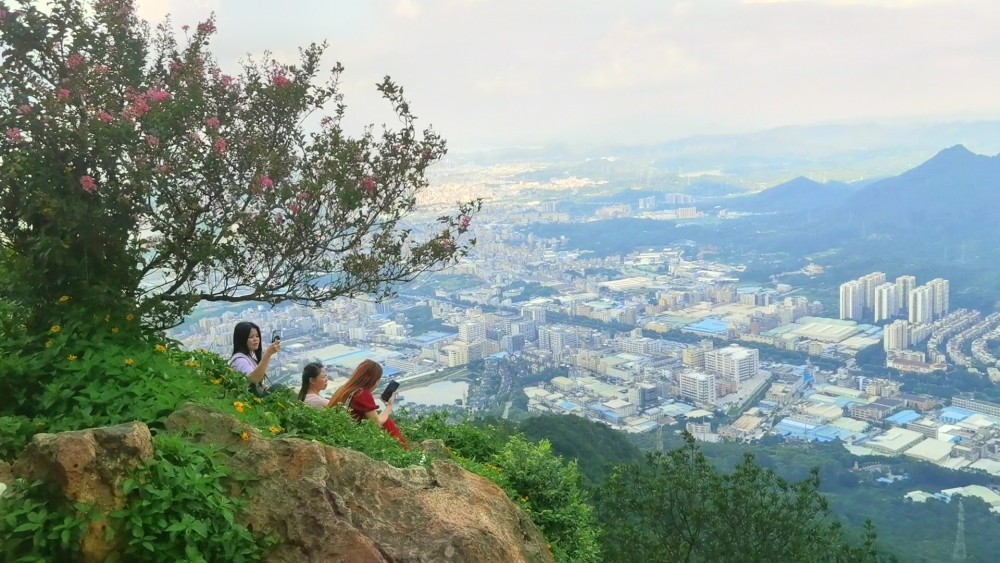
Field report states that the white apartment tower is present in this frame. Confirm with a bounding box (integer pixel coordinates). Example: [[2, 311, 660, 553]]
[[839, 280, 864, 321], [894, 275, 916, 315], [883, 319, 911, 352], [873, 283, 897, 323], [705, 345, 760, 384], [908, 286, 933, 325], [927, 278, 950, 320], [679, 372, 717, 406], [860, 272, 886, 315]]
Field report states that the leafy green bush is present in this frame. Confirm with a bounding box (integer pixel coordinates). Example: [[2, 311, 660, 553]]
[[111, 434, 266, 563], [0, 480, 93, 562]]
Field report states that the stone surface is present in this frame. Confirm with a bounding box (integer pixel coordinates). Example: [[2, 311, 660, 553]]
[[13, 422, 153, 563], [164, 403, 553, 563]]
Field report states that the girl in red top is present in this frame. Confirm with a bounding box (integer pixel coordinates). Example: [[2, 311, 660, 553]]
[[328, 359, 407, 448]]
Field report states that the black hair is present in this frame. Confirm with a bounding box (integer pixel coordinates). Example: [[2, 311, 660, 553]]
[[298, 362, 326, 402], [232, 321, 263, 363]]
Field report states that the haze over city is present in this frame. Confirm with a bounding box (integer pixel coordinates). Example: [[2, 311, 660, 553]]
[[133, 0, 1000, 148]]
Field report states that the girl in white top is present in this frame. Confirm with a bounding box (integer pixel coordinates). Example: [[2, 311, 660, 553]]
[[229, 321, 281, 394], [298, 362, 328, 409]]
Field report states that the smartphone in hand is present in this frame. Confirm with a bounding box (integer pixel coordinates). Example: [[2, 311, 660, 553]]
[[380, 380, 400, 403], [271, 329, 282, 343]]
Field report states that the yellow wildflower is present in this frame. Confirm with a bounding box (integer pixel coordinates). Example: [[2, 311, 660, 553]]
[[240, 431, 249, 442], [211, 378, 222, 385], [126, 313, 135, 322], [50, 325, 61, 334], [44, 340, 53, 348], [155, 344, 167, 353], [67, 354, 78, 361], [268, 426, 281, 435], [234, 401, 245, 414], [104, 314, 111, 322], [111, 327, 119, 334], [58, 295, 71, 303], [124, 358, 134, 367], [184, 360, 198, 368]]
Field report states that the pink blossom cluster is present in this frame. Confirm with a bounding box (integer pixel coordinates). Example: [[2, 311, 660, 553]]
[[18, 105, 31, 115], [80, 175, 97, 193], [0, 8, 8, 21], [258, 175, 273, 189], [145, 135, 159, 148], [156, 163, 170, 175], [197, 21, 216, 34], [214, 138, 227, 155], [289, 203, 300, 215], [459, 215, 470, 230], [361, 176, 377, 196], [121, 88, 169, 122], [93, 64, 109, 75], [66, 53, 86, 70], [6, 128, 23, 144], [97, 110, 114, 124], [58, 89, 71, 101], [272, 74, 290, 88], [205, 116, 220, 130]]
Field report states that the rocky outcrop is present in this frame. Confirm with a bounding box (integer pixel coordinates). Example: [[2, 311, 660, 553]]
[[12, 422, 153, 562], [9, 404, 553, 563]]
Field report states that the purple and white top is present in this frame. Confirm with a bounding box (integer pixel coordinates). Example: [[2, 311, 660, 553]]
[[229, 353, 257, 378], [303, 393, 327, 409]]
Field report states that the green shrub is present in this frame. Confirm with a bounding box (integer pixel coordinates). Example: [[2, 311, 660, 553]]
[[0, 480, 93, 562], [111, 434, 267, 563]]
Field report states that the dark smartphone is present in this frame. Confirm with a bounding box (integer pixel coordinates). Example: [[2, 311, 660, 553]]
[[380, 380, 399, 403], [271, 329, 281, 343]]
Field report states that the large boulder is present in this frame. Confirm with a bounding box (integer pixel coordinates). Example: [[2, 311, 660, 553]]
[[12, 422, 154, 563], [10, 405, 553, 562], [164, 403, 552, 562]]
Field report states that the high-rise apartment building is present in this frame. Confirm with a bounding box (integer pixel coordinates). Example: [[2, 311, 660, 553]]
[[458, 321, 487, 343], [704, 345, 760, 384], [883, 319, 911, 351], [894, 275, 916, 315], [860, 272, 886, 315], [927, 278, 950, 320], [839, 280, 864, 321], [908, 286, 933, 325], [874, 283, 897, 323], [678, 372, 716, 406]]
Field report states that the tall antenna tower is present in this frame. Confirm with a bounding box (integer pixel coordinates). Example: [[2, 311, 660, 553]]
[[953, 499, 967, 561]]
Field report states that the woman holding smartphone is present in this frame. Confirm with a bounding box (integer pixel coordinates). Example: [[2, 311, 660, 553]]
[[328, 359, 406, 448], [229, 321, 281, 396]]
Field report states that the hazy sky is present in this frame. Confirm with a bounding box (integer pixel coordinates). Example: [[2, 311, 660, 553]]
[[133, 0, 1000, 150]]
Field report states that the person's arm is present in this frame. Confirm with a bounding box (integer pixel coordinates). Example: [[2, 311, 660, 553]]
[[241, 342, 280, 385], [363, 396, 394, 427]]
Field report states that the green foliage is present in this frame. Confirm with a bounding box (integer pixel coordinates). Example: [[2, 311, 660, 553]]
[[0, 305, 242, 459], [0, 480, 93, 562], [111, 434, 266, 563], [492, 436, 602, 563], [596, 435, 891, 563], [518, 414, 641, 488], [0, 0, 477, 331]]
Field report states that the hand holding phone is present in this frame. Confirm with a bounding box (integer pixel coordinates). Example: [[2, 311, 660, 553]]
[[380, 380, 400, 403], [271, 329, 282, 343]]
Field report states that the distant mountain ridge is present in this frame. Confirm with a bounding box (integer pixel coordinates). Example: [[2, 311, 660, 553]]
[[838, 144, 1000, 235], [723, 176, 860, 213]]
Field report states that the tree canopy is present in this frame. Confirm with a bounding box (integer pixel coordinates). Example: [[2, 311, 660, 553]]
[[0, 0, 478, 330]]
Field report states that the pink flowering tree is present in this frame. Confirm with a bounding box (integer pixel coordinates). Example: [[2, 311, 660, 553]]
[[0, 0, 478, 330]]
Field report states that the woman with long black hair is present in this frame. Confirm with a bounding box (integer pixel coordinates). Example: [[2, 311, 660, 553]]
[[229, 321, 281, 396]]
